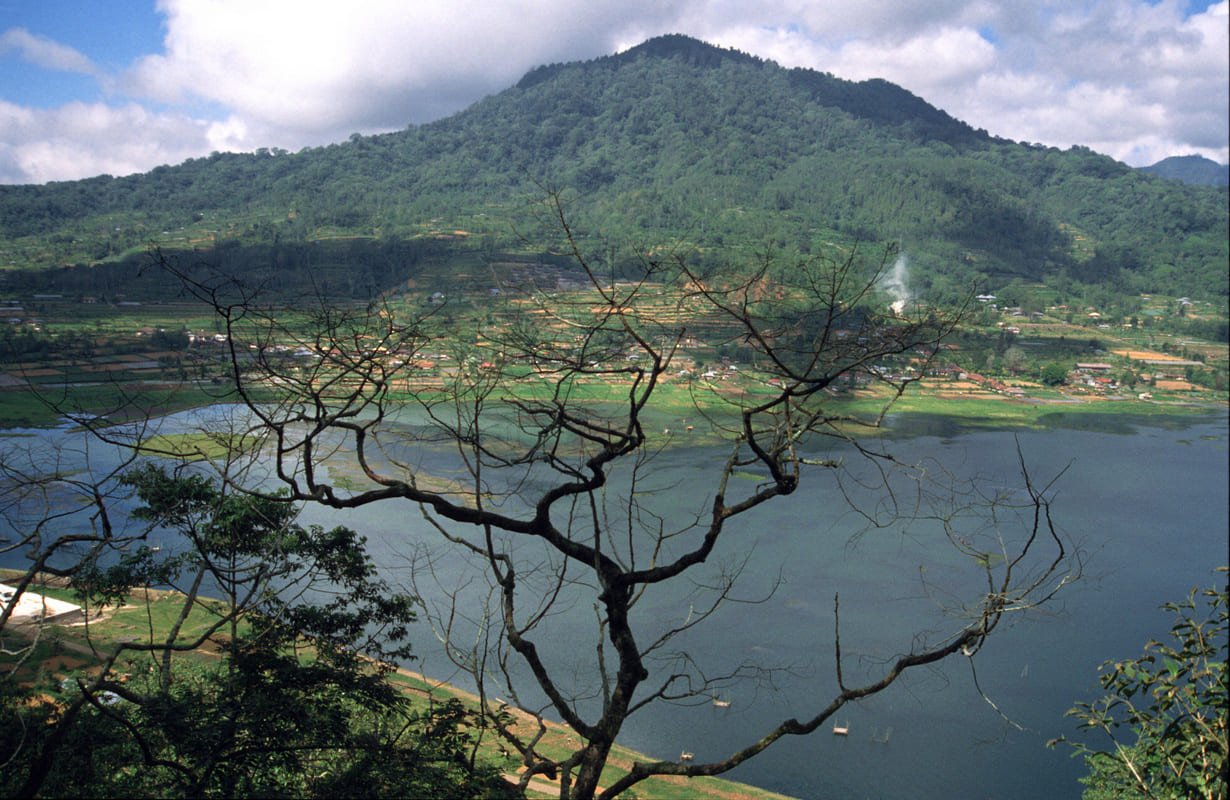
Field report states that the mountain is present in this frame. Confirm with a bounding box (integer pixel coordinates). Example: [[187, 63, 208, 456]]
[[1140, 155, 1230, 187], [1, 34, 1226, 303]]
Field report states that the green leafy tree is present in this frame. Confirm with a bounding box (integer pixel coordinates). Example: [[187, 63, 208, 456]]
[[1055, 571, 1228, 800], [1040, 362, 1070, 386], [0, 465, 513, 799], [3, 664, 512, 799]]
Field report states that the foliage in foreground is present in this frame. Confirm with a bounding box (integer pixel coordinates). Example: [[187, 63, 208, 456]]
[[0, 465, 516, 799], [1, 666, 513, 799], [1058, 571, 1228, 800]]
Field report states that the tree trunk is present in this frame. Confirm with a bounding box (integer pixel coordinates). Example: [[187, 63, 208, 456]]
[[571, 735, 615, 800]]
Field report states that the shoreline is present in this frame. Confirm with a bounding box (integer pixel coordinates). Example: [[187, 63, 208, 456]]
[[0, 570, 796, 800]]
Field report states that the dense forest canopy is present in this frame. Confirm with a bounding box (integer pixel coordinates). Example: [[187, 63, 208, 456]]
[[0, 34, 1226, 303]]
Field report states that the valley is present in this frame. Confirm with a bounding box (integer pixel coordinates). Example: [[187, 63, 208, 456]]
[[2, 273, 1224, 431]]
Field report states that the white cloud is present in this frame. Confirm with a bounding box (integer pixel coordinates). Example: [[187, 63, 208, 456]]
[[698, 0, 1228, 164], [0, 27, 97, 74], [1, 0, 1226, 183], [0, 100, 255, 184], [122, 0, 682, 138], [823, 27, 998, 87]]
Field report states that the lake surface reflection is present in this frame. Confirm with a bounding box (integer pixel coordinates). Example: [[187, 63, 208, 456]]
[[3, 409, 1225, 799], [303, 412, 1228, 800]]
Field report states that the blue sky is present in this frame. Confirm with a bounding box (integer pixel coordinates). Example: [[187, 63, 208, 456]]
[[1, 0, 1226, 184], [1, 1, 161, 106]]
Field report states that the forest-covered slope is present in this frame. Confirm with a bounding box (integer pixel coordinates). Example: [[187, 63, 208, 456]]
[[1140, 155, 1230, 187], [1, 34, 1226, 302]]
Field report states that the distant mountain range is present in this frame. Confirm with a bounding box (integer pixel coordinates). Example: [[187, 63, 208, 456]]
[[1140, 155, 1230, 187], [1, 34, 1226, 302]]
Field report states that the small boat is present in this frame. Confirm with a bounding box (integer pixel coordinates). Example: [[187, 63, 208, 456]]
[[712, 694, 731, 708], [832, 721, 849, 736], [680, 751, 694, 762]]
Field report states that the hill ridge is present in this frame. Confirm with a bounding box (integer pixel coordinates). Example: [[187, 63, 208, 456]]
[[1140, 154, 1230, 187], [0, 34, 1226, 303]]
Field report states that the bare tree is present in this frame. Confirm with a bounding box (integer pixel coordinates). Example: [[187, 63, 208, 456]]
[[51, 190, 1080, 799]]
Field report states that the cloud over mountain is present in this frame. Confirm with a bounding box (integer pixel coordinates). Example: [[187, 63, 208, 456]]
[[0, 0, 1225, 184]]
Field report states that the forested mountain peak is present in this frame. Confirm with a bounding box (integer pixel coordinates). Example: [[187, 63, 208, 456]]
[[513, 34, 982, 149], [518, 34, 763, 89], [612, 33, 766, 68], [0, 35, 1226, 303]]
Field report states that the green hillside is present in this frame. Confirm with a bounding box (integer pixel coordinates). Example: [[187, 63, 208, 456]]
[[0, 35, 1226, 305], [1141, 154, 1230, 187]]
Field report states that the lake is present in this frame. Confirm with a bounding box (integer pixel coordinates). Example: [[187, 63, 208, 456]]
[[3, 408, 1227, 799], [301, 410, 1228, 799]]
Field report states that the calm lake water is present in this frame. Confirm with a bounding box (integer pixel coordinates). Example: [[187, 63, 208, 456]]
[[305, 410, 1229, 800], [4, 409, 1227, 799]]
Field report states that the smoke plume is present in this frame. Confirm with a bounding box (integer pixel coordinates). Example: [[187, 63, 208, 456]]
[[880, 254, 912, 315]]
